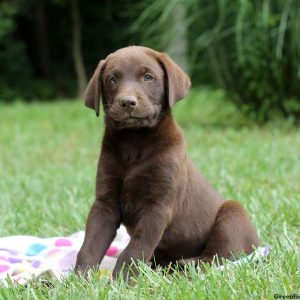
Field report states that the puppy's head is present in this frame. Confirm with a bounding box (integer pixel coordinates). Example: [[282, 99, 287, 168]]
[[85, 46, 190, 129]]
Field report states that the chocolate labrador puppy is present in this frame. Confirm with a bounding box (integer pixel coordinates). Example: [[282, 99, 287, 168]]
[[75, 46, 259, 279]]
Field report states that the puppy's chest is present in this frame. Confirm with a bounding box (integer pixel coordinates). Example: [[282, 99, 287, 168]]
[[119, 141, 150, 166], [119, 188, 144, 229], [115, 136, 160, 228], [118, 171, 155, 229]]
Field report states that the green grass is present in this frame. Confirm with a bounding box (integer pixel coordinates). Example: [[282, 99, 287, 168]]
[[0, 89, 299, 299]]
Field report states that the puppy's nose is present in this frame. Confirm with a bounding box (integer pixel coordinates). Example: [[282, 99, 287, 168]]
[[119, 96, 138, 112]]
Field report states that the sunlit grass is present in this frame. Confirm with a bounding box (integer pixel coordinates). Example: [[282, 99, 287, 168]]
[[0, 89, 299, 298]]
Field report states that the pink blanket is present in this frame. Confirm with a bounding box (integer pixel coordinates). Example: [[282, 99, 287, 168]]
[[0, 225, 270, 285], [0, 226, 129, 285]]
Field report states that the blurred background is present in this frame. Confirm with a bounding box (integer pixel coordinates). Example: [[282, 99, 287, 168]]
[[0, 2, 299, 279], [1, 0, 300, 122]]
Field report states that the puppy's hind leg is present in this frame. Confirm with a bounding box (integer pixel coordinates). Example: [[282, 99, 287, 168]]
[[180, 200, 259, 266]]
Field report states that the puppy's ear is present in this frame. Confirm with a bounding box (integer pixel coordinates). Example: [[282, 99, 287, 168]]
[[84, 60, 106, 117], [158, 53, 191, 107]]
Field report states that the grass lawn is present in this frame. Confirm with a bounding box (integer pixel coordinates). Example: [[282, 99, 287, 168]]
[[0, 89, 299, 299]]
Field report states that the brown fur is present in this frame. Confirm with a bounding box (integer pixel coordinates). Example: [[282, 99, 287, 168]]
[[75, 46, 259, 279]]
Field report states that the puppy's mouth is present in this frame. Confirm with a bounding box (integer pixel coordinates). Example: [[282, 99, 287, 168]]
[[110, 115, 158, 129], [118, 116, 157, 128], [107, 101, 161, 129]]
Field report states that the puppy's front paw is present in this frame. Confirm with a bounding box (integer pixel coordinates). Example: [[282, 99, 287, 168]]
[[74, 263, 93, 281], [112, 263, 139, 283]]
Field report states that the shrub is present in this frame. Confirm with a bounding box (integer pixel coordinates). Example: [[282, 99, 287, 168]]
[[129, 0, 300, 122]]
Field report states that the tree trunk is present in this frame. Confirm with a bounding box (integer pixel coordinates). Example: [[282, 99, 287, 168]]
[[71, 0, 87, 98]]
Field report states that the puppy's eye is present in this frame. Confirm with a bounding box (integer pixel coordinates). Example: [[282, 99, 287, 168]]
[[144, 74, 154, 81], [108, 75, 117, 85]]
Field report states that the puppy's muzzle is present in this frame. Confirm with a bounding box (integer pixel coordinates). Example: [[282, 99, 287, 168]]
[[119, 96, 138, 113]]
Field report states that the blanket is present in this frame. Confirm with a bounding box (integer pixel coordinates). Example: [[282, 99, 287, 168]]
[[0, 226, 270, 285]]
